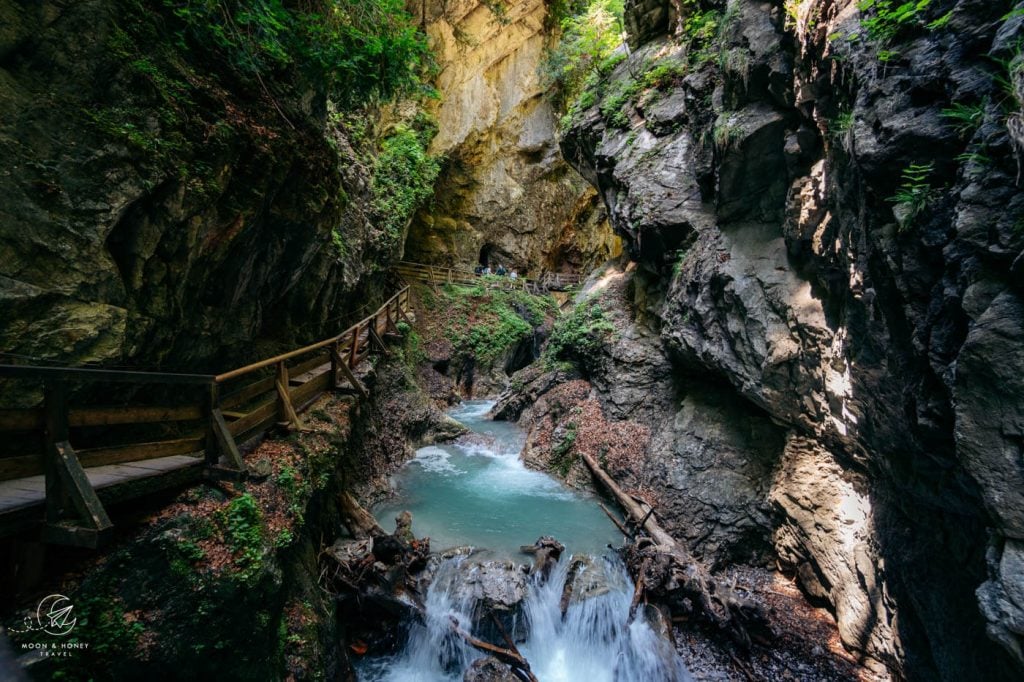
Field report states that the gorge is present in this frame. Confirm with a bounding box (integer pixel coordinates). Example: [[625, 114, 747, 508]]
[[1, 0, 1023, 681]]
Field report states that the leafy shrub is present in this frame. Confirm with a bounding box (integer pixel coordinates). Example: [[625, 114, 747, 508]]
[[544, 299, 615, 373], [594, 56, 686, 129], [165, 0, 433, 107], [423, 283, 556, 367], [542, 0, 625, 106], [857, 0, 933, 43], [371, 118, 441, 254]]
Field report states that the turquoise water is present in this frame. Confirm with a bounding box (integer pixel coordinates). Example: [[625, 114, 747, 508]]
[[372, 400, 622, 559], [360, 400, 691, 682]]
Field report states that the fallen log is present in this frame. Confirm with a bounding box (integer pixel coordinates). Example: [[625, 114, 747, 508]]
[[450, 617, 539, 682], [579, 449, 773, 649], [338, 490, 385, 539], [599, 502, 632, 538]]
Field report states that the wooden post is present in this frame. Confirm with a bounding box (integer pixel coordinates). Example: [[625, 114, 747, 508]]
[[275, 361, 304, 431], [349, 325, 359, 367], [43, 380, 68, 526], [368, 325, 390, 356], [205, 383, 221, 466], [329, 341, 341, 389], [335, 350, 369, 400], [210, 408, 246, 472], [42, 380, 113, 547]]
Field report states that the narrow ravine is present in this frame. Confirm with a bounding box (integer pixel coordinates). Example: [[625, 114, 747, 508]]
[[358, 401, 689, 681]]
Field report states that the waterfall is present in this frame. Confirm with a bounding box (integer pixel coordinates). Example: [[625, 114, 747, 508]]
[[357, 555, 690, 682]]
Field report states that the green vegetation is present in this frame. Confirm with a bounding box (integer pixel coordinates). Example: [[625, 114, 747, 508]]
[[681, 0, 727, 65], [713, 116, 742, 150], [331, 228, 349, 260], [62, 597, 145, 664], [592, 57, 688, 129], [542, 0, 625, 112], [857, 0, 934, 43], [887, 162, 938, 230], [830, 109, 855, 141], [370, 115, 442, 254], [941, 102, 985, 137], [420, 283, 557, 366], [165, 0, 434, 107], [543, 298, 615, 373], [219, 492, 266, 584]]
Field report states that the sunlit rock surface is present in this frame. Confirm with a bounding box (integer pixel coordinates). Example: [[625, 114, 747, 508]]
[[404, 0, 621, 273]]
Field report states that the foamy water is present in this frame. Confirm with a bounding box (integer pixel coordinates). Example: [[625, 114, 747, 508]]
[[360, 400, 691, 681]]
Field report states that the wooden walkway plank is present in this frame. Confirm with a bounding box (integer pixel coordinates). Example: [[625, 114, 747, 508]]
[[0, 285, 412, 542]]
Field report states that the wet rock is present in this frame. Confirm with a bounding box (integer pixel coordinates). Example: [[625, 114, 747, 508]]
[[521, 536, 565, 580], [463, 657, 518, 682], [555, 0, 1024, 677], [450, 561, 529, 618]]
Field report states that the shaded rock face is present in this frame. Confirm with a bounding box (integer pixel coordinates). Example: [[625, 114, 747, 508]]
[[558, 0, 1024, 679], [501, 267, 784, 569], [404, 0, 620, 274], [0, 0, 389, 371]]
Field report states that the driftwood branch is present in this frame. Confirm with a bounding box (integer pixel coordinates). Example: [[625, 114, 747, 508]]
[[450, 617, 539, 682], [580, 449, 773, 649], [599, 502, 632, 538]]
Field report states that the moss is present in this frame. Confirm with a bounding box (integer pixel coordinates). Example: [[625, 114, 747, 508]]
[[219, 492, 266, 585], [543, 297, 615, 374], [423, 282, 556, 366]]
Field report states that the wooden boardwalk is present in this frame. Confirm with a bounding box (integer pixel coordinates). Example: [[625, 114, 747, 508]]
[[0, 455, 202, 514], [394, 261, 583, 292], [0, 288, 412, 547]]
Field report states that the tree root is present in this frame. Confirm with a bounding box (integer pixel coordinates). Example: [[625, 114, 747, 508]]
[[579, 449, 775, 649]]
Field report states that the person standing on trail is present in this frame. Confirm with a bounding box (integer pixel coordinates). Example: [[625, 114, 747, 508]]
[[509, 269, 518, 280], [482, 265, 491, 276], [495, 264, 507, 276]]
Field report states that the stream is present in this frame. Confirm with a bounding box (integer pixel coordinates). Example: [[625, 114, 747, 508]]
[[358, 401, 691, 681]]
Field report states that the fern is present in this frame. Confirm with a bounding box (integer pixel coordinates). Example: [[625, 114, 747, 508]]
[[941, 102, 985, 137], [887, 162, 937, 230]]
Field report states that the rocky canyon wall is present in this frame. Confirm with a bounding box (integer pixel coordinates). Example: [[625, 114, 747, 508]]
[[546, 0, 1024, 679], [404, 0, 622, 274], [0, 0, 401, 372]]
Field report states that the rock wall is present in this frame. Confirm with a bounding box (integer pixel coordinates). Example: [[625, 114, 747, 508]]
[[404, 0, 621, 274], [555, 0, 1024, 679], [0, 0, 396, 372]]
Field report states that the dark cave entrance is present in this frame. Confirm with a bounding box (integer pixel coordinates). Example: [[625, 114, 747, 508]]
[[478, 244, 494, 268]]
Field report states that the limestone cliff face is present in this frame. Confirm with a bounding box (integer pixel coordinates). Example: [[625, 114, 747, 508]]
[[555, 0, 1024, 678], [0, 0, 394, 372], [404, 0, 621, 273]]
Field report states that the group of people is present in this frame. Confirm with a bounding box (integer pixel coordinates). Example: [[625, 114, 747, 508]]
[[473, 263, 519, 280]]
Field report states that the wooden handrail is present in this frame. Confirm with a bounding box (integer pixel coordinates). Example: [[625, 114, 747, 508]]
[[394, 261, 583, 290], [213, 286, 409, 383], [0, 284, 415, 544], [0, 364, 215, 385]]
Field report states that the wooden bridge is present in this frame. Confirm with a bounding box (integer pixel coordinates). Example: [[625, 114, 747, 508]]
[[0, 287, 412, 547], [394, 261, 584, 292]]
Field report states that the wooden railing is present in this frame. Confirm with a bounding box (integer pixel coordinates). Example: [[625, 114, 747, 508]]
[[0, 287, 412, 546], [394, 261, 583, 292]]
